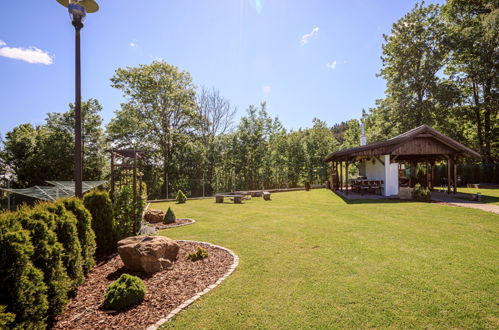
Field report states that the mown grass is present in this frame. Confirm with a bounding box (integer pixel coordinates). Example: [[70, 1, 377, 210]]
[[152, 189, 498, 329]]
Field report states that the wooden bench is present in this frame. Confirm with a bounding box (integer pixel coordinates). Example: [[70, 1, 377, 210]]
[[215, 194, 244, 204], [263, 191, 271, 201]]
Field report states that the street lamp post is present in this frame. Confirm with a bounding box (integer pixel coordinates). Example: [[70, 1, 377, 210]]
[[56, 0, 99, 198]]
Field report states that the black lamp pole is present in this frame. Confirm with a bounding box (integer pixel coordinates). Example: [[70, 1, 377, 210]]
[[73, 18, 83, 198]]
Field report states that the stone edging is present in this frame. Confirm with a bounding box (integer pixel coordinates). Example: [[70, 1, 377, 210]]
[[146, 240, 239, 329], [156, 218, 196, 229]]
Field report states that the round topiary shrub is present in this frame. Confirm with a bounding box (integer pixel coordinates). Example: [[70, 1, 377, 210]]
[[163, 207, 176, 224], [103, 274, 146, 311]]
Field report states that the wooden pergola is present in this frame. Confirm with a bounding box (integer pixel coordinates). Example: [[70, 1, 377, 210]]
[[107, 148, 145, 232], [324, 125, 481, 195]]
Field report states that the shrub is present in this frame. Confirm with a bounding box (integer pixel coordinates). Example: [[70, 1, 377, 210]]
[[412, 184, 431, 202], [84, 191, 116, 255], [15, 206, 71, 320], [0, 306, 15, 329], [63, 198, 96, 276], [41, 202, 85, 291], [187, 247, 209, 261], [176, 190, 187, 204], [163, 207, 176, 224], [113, 185, 144, 240], [0, 212, 49, 329], [103, 274, 146, 311], [304, 182, 311, 191]]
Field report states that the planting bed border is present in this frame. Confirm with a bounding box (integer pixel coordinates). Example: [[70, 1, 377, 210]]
[[146, 240, 239, 329]]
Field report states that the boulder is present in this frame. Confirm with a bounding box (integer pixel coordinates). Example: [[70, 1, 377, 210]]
[[117, 236, 179, 274], [144, 209, 165, 223]]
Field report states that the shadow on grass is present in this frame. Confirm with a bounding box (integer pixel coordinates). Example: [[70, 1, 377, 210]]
[[330, 190, 415, 205]]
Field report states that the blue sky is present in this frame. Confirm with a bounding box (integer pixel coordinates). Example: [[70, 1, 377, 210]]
[[0, 0, 443, 135]]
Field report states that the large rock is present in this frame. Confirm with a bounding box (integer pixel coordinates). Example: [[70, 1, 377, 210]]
[[144, 209, 165, 223], [117, 236, 179, 274]]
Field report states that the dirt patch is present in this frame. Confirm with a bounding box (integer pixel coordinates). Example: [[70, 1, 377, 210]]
[[53, 241, 234, 329]]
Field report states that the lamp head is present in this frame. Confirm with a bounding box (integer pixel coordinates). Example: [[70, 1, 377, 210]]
[[56, 0, 99, 13]]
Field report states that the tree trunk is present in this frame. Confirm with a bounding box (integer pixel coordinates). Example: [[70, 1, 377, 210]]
[[472, 80, 485, 162]]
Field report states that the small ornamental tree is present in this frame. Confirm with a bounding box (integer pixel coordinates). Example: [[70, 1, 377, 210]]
[[84, 191, 116, 255], [163, 207, 176, 224], [176, 190, 187, 204]]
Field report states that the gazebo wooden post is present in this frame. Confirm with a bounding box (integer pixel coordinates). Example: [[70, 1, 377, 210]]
[[345, 158, 349, 196], [447, 156, 452, 195], [339, 161, 343, 192], [110, 151, 115, 199], [453, 155, 458, 194]]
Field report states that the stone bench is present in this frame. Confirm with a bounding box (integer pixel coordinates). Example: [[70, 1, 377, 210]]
[[215, 195, 244, 204], [263, 191, 271, 201]]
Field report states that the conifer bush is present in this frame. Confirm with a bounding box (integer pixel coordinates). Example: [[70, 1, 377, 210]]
[[42, 202, 85, 291], [103, 274, 146, 311], [63, 198, 96, 276], [412, 184, 431, 201], [84, 191, 116, 255], [163, 207, 176, 224], [0, 212, 49, 329], [15, 206, 71, 319], [176, 190, 187, 204]]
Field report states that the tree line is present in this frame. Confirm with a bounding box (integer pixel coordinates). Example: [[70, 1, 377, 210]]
[[0, 0, 497, 200]]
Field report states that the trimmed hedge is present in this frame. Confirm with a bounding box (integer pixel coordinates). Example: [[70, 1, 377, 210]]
[[15, 206, 71, 320], [84, 191, 116, 255], [433, 163, 499, 186], [43, 202, 85, 291], [0, 211, 49, 328], [103, 274, 146, 311], [63, 198, 96, 276]]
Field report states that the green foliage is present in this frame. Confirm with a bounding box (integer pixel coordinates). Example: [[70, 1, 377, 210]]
[[15, 206, 71, 320], [0, 99, 106, 188], [42, 202, 85, 291], [84, 191, 116, 255], [412, 184, 431, 201], [164, 207, 176, 224], [176, 190, 187, 204], [113, 185, 144, 240], [62, 198, 96, 276], [103, 274, 146, 311], [0, 306, 15, 329], [186, 247, 209, 261], [0, 211, 49, 329]]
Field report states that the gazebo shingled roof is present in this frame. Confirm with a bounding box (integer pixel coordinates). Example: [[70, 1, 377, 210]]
[[324, 125, 481, 162]]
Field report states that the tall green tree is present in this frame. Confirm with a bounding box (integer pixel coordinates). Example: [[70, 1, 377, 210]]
[[109, 61, 198, 198], [379, 2, 448, 132]]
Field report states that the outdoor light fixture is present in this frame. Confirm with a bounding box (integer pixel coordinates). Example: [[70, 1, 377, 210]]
[[56, 0, 99, 198]]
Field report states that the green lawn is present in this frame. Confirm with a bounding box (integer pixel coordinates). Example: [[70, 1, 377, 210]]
[[152, 189, 498, 329], [457, 188, 499, 205]]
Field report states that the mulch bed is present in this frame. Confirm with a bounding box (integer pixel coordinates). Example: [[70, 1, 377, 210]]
[[153, 218, 195, 230], [53, 241, 233, 330]]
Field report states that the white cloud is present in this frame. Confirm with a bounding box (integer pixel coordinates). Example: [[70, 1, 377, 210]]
[[0, 41, 53, 65], [129, 40, 138, 48], [300, 27, 319, 46], [263, 85, 271, 95], [326, 60, 337, 69]]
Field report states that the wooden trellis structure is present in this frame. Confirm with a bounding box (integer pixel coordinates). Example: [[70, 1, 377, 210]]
[[107, 148, 145, 232]]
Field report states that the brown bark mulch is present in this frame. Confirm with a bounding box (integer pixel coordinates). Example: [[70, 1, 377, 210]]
[[53, 241, 233, 330], [153, 218, 195, 230]]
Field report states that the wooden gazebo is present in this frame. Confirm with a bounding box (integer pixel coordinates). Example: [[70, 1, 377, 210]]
[[324, 125, 481, 196]]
